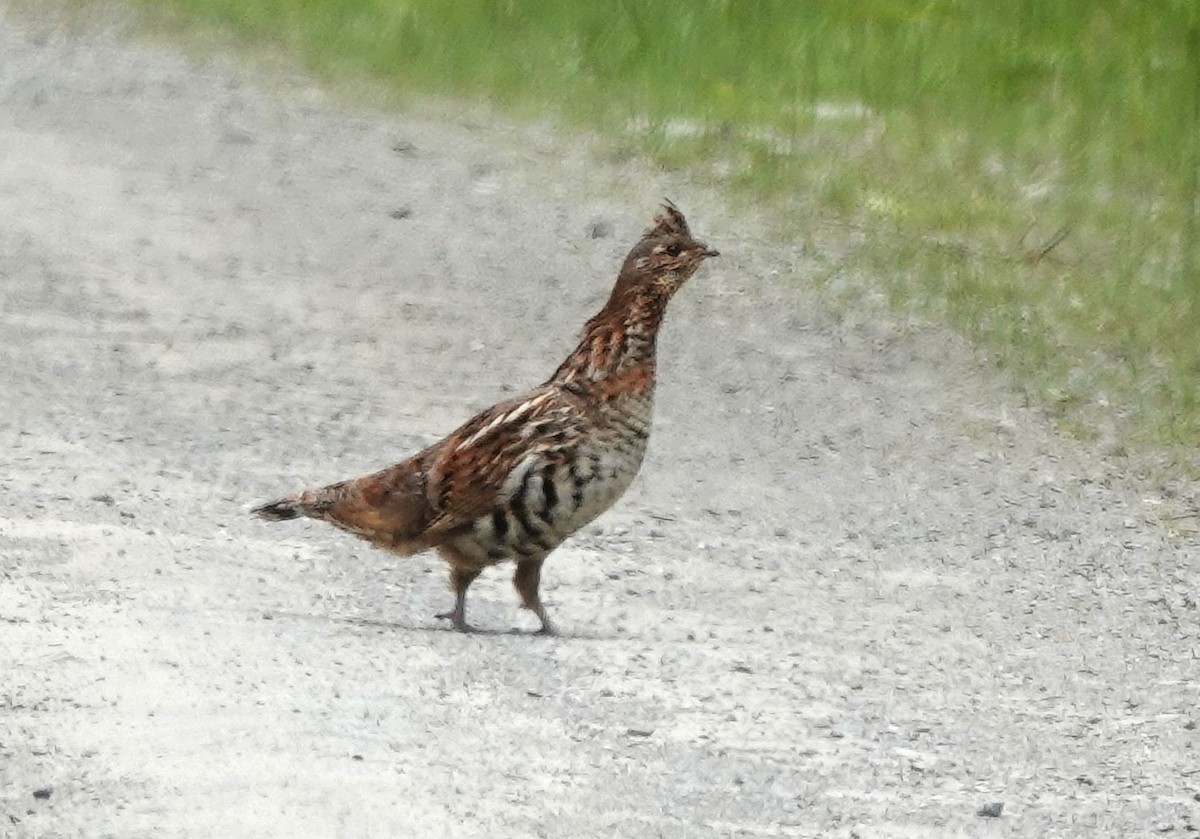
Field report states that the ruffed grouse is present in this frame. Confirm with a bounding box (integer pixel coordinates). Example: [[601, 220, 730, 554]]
[[252, 203, 718, 633]]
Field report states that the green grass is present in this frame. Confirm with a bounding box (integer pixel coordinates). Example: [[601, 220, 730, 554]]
[[124, 0, 1200, 454]]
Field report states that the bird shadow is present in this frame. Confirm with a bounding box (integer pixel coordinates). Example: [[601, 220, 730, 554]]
[[263, 608, 613, 640], [342, 615, 622, 641], [340, 614, 546, 638]]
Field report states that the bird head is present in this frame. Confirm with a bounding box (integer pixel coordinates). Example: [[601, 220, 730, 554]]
[[614, 201, 719, 299]]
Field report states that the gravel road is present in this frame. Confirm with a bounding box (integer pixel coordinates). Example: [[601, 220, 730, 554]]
[[2, 5, 1197, 837]]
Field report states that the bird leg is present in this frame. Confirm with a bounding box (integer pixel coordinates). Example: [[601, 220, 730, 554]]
[[436, 563, 482, 632], [514, 558, 555, 635]]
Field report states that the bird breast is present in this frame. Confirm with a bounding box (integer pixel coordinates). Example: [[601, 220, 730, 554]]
[[452, 391, 653, 564], [553, 404, 652, 531]]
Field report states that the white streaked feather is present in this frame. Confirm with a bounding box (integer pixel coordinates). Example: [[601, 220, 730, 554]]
[[455, 391, 553, 451]]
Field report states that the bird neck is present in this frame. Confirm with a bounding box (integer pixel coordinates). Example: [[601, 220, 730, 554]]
[[550, 286, 671, 390]]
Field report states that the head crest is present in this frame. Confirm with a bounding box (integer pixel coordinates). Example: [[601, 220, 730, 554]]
[[644, 200, 691, 239]]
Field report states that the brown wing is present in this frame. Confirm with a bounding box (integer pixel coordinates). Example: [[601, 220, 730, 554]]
[[294, 384, 581, 552], [418, 385, 582, 541]]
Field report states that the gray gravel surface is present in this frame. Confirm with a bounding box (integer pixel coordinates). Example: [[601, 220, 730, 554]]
[[2, 6, 1198, 837]]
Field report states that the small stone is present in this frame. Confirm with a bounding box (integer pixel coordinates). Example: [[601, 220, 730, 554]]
[[221, 129, 255, 145], [32, 787, 52, 800], [588, 219, 613, 239], [977, 802, 1004, 818], [389, 206, 413, 220], [830, 720, 858, 738]]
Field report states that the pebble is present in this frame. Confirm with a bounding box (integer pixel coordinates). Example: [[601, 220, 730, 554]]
[[977, 802, 1004, 818], [588, 219, 613, 239]]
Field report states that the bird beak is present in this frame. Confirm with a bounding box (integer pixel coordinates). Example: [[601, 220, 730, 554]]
[[701, 246, 720, 258]]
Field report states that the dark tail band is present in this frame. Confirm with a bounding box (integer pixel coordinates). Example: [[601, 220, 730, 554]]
[[251, 498, 302, 521]]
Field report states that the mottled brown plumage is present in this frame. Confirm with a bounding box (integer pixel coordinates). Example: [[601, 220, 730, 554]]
[[252, 203, 718, 633]]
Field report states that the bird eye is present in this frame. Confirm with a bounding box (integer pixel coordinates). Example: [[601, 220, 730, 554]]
[[664, 243, 683, 257]]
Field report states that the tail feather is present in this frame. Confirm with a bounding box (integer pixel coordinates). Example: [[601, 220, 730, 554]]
[[250, 470, 429, 551], [251, 497, 303, 521]]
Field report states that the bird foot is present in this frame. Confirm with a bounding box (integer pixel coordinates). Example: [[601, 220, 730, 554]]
[[434, 611, 474, 633]]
